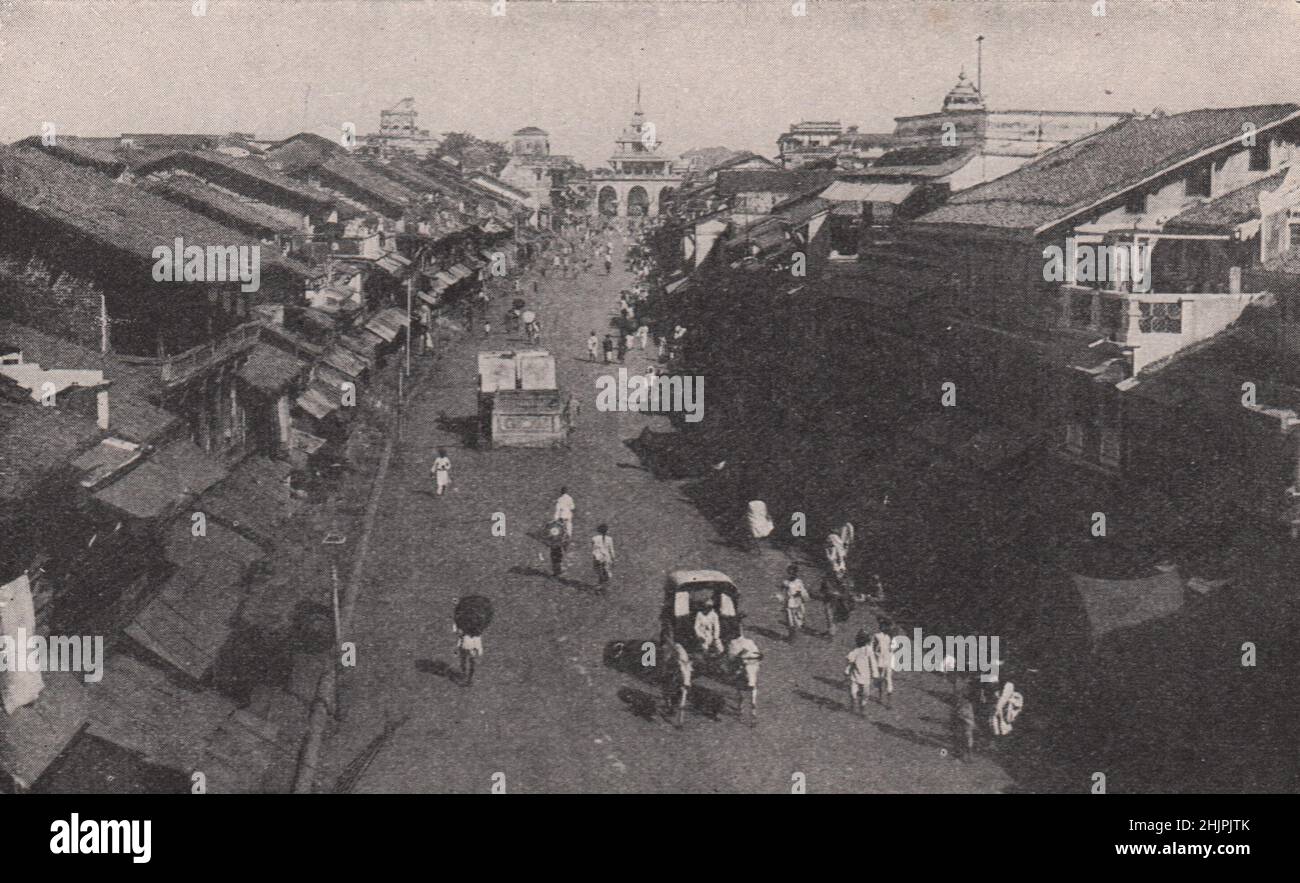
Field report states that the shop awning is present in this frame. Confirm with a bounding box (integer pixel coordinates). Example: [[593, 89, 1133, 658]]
[[365, 316, 399, 342], [292, 428, 327, 456], [322, 345, 367, 378], [376, 307, 409, 329], [74, 437, 144, 490], [295, 387, 339, 420], [125, 520, 264, 680], [435, 271, 458, 288], [375, 252, 412, 276], [449, 263, 474, 281], [93, 440, 230, 519], [820, 180, 916, 204], [418, 291, 441, 308], [338, 332, 380, 366]]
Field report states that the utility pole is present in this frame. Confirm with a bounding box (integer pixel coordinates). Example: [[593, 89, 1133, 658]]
[[976, 35, 984, 94]]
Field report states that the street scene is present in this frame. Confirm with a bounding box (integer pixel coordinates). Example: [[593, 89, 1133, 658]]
[[1, 0, 1298, 800]]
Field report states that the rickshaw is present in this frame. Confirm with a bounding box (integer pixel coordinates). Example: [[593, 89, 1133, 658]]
[[657, 569, 748, 724]]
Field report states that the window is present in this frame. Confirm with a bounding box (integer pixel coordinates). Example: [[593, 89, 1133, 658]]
[[1250, 141, 1270, 172], [1138, 301, 1182, 333], [1186, 164, 1212, 198]]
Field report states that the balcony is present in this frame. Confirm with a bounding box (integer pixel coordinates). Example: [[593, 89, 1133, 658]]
[[1061, 285, 1267, 373], [117, 321, 263, 385]]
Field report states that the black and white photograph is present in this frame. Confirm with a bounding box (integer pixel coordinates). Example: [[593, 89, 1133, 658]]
[[0, 0, 1292, 853]]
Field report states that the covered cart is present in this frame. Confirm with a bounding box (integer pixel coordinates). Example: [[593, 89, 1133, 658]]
[[476, 349, 570, 448]]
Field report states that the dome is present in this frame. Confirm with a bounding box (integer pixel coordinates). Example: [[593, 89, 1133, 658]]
[[513, 126, 549, 137]]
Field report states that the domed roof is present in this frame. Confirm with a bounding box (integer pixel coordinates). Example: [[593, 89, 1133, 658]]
[[513, 126, 549, 137]]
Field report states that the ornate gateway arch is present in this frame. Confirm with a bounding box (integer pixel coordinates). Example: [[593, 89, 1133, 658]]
[[591, 90, 683, 218]]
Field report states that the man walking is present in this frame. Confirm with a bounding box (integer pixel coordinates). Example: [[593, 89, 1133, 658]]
[[431, 447, 452, 496], [602, 334, 615, 364], [727, 619, 762, 720], [591, 523, 615, 593], [779, 564, 810, 642], [454, 622, 482, 687], [586, 331, 600, 363], [553, 487, 575, 540], [845, 629, 877, 716], [872, 617, 896, 709], [544, 517, 567, 578]]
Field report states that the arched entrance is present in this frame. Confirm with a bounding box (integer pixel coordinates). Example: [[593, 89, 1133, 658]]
[[598, 186, 619, 217], [658, 186, 676, 215], [626, 186, 649, 217]]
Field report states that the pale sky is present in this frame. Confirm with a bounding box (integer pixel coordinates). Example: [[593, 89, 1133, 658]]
[[1, 0, 1298, 168]]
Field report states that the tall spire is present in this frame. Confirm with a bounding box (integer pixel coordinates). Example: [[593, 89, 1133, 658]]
[[636, 82, 642, 113]]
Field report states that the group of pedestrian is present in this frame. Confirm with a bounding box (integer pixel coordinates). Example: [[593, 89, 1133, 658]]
[[540, 487, 616, 594]]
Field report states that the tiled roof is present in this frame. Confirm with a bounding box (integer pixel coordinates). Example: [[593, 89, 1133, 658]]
[[143, 176, 304, 235], [0, 146, 273, 267], [917, 104, 1300, 232], [136, 149, 333, 207]]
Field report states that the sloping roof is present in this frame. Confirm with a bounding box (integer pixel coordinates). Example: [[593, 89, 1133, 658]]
[[1163, 170, 1289, 233], [0, 396, 102, 500], [716, 169, 838, 198], [0, 146, 278, 269], [92, 439, 229, 518], [0, 668, 89, 787], [512, 126, 549, 136], [15, 135, 144, 176], [143, 176, 303, 235], [820, 180, 917, 204], [197, 456, 298, 543], [237, 342, 307, 393], [135, 149, 333, 207], [705, 151, 780, 173], [771, 194, 831, 227], [86, 653, 291, 793], [917, 104, 1300, 232], [125, 519, 262, 679], [318, 155, 414, 208]]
